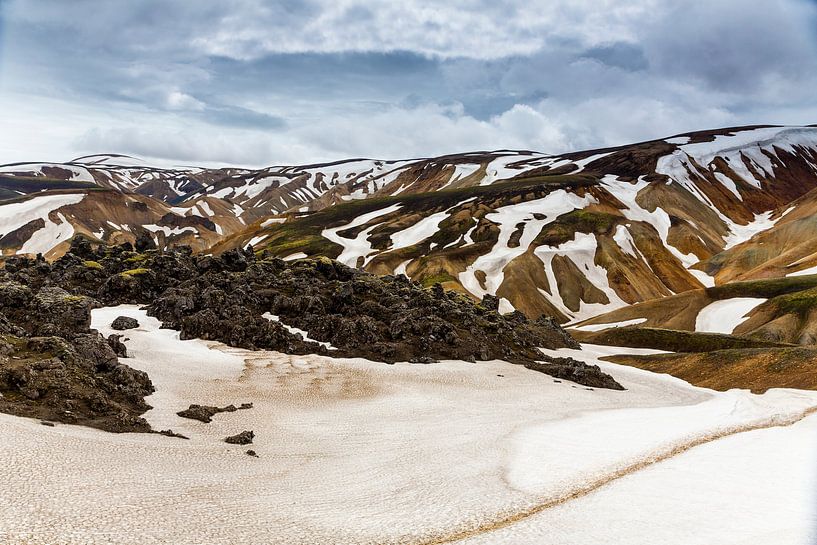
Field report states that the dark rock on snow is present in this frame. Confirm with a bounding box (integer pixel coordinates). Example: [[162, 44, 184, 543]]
[[177, 403, 243, 423], [225, 430, 254, 445], [525, 356, 625, 391], [111, 316, 140, 330]]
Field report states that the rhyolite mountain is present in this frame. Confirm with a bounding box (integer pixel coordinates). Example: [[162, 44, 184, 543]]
[[3, 125, 817, 327]]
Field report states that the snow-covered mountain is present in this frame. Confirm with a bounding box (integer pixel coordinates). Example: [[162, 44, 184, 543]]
[[3, 125, 817, 324]]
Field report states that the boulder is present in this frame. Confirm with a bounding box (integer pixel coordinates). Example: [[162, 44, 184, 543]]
[[224, 430, 254, 445], [111, 316, 140, 330]]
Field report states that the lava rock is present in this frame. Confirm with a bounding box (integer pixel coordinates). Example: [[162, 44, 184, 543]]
[[525, 356, 625, 390], [225, 430, 254, 445], [111, 316, 140, 330], [177, 403, 238, 423], [107, 334, 128, 358]]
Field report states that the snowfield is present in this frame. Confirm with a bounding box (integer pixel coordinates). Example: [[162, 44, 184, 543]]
[[695, 297, 767, 334], [0, 308, 814, 544]]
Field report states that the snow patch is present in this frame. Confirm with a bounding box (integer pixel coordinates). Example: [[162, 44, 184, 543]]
[[695, 298, 766, 334]]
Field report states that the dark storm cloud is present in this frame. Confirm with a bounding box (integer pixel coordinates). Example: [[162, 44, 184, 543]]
[[0, 0, 816, 166]]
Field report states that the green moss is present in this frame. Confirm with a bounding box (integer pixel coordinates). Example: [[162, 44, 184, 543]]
[[420, 272, 457, 287], [770, 287, 817, 316], [708, 275, 817, 300], [123, 254, 149, 264], [576, 326, 792, 353], [62, 295, 87, 303], [82, 260, 102, 270], [119, 268, 150, 278]]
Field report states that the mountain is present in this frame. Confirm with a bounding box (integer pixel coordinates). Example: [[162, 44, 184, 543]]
[[219, 125, 817, 322], [3, 125, 817, 325]]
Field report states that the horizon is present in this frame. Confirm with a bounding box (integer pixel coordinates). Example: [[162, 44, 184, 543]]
[[2, 123, 816, 171]]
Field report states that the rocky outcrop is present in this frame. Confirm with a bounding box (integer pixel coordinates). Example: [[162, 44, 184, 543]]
[[526, 356, 625, 390], [0, 266, 155, 432], [0, 238, 600, 431]]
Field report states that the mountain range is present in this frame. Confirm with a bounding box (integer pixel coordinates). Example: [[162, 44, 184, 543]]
[[3, 124, 817, 350]]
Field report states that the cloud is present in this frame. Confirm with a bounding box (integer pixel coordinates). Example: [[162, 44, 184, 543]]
[[1, 0, 816, 166]]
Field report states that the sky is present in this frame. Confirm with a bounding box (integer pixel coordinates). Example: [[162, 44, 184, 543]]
[[1, 0, 816, 167]]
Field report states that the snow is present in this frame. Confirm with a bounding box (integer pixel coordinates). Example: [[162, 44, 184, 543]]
[[197, 201, 214, 216], [321, 204, 402, 267], [573, 318, 647, 332], [244, 234, 268, 248], [262, 312, 334, 349], [1, 313, 816, 544], [688, 268, 716, 287], [393, 259, 412, 277], [498, 298, 515, 314], [533, 232, 628, 322], [695, 297, 767, 334], [787, 264, 817, 277], [612, 224, 638, 257], [480, 153, 549, 185], [389, 208, 451, 250], [665, 136, 691, 145], [442, 163, 481, 189], [260, 217, 286, 227], [143, 224, 197, 237], [571, 151, 613, 171], [0, 162, 95, 183], [601, 175, 700, 268], [656, 126, 817, 211], [19, 212, 75, 255], [722, 210, 779, 249], [459, 190, 597, 300], [0, 193, 85, 255], [282, 252, 307, 261]]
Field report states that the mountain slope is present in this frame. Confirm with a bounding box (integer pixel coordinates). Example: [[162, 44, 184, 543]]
[[220, 126, 817, 322]]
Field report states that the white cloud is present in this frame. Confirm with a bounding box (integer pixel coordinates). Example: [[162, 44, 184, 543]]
[[191, 0, 660, 61], [1, 0, 816, 166]]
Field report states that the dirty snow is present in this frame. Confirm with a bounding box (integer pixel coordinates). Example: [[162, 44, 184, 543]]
[[695, 297, 767, 334], [0, 312, 815, 544]]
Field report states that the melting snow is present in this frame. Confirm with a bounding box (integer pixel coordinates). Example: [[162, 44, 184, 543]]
[[0, 310, 815, 544], [787, 264, 817, 277], [695, 298, 766, 334], [0, 194, 85, 255], [459, 190, 597, 299], [321, 204, 402, 267], [573, 318, 648, 332]]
